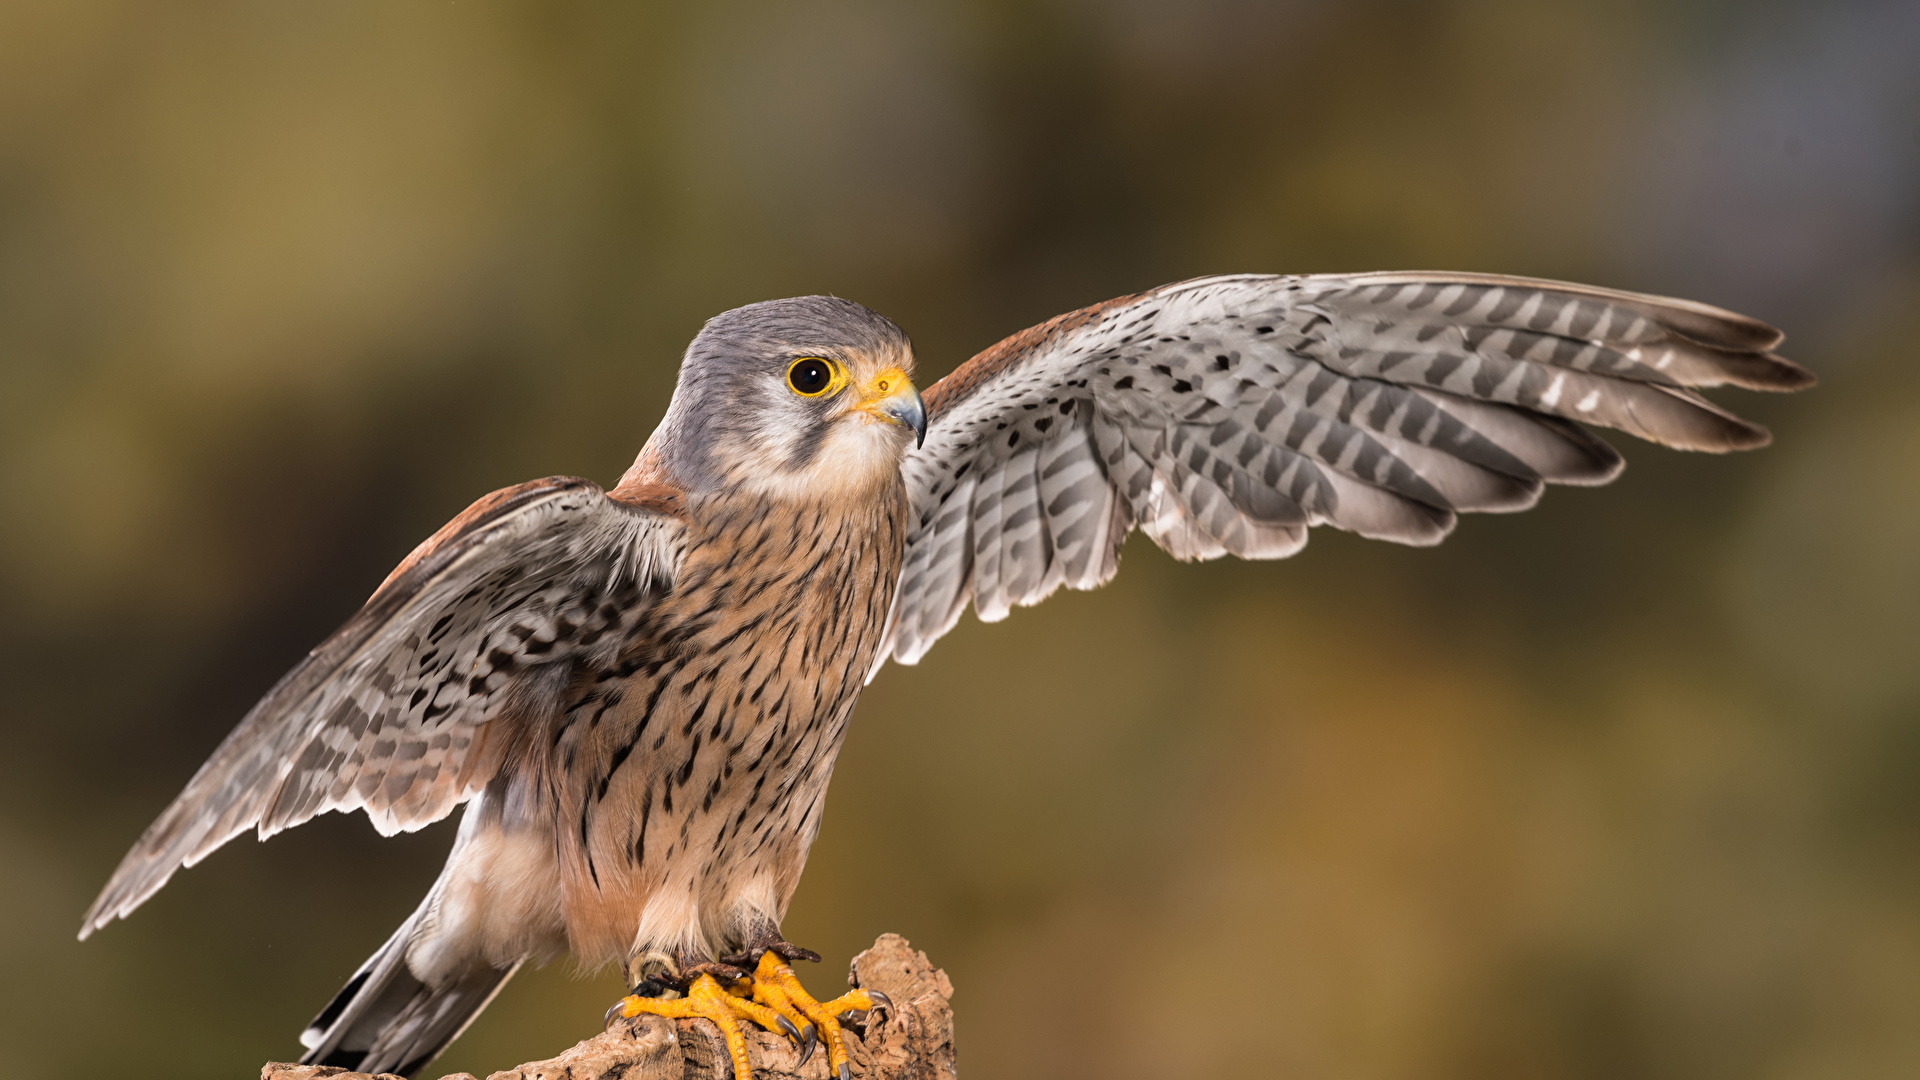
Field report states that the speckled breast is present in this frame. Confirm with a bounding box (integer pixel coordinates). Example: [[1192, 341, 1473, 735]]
[[540, 483, 908, 963]]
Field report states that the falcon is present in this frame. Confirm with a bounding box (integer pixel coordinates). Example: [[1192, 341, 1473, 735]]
[[81, 273, 1812, 1079]]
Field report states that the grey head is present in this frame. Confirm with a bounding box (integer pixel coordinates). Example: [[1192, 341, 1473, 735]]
[[643, 296, 926, 498]]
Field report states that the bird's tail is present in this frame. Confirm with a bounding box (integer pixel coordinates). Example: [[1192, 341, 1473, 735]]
[[297, 888, 521, 1078]]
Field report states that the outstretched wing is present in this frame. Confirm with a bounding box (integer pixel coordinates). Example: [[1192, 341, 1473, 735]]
[[82, 476, 687, 937], [878, 272, 1812, 668]]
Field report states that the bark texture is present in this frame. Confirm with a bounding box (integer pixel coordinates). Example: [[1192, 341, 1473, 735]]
[[262, 934, 956, 1080]]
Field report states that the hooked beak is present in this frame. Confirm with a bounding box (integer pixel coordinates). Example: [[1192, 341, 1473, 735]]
[[859, 368, 927, 448]]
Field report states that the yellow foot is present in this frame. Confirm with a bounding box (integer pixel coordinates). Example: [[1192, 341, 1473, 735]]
[[610, 973, 799, 1080], [740, 950, 890, 1080]]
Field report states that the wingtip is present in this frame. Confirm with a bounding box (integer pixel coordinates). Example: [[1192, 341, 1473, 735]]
[[1661, 307, 1786, 353], [1396, 508, 1460, 548], [1710, 407, 1776, 452], [1669, 418, 1773, 453], [76, 905, 112, 942], [1699, 349, 1816, 393], [1757, 354, 1817, 392], [1729, 423, 1774, 451]]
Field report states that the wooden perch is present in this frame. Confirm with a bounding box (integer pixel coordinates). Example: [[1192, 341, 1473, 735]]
[[263, 934, 956, 1080]]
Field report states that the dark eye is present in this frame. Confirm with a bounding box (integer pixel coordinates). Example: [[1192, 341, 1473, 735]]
[[787, 357, 835, 397]]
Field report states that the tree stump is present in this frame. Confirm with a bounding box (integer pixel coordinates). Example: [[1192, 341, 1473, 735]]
[[262, 934, 956, 1080]]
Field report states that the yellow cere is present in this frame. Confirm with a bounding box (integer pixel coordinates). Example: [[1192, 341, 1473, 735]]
[[864, 366, 910, 400]]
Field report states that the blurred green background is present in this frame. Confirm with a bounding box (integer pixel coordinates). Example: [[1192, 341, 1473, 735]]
[[2, 1, 1917, 1077]]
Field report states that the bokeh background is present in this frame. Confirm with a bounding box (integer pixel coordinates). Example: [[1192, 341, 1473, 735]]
[[2, 1, 1917, 1077]]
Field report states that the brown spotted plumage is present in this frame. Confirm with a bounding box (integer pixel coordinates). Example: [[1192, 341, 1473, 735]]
[[82, 275, 1810, 1078]]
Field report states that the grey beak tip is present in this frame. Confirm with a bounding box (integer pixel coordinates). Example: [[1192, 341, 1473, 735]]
[[882, 391, 928, 449]]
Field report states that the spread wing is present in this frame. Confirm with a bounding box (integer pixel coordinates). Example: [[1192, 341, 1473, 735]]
[[82, 476, 687, 937], [878, 272, 1813, 669]]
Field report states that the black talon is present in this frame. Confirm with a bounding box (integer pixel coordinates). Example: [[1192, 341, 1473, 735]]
[[775, 1014, 801, 1043], [604, 998, 629, 1029], [797, 1022, 819, 1066], [838, 1062, 852, 1080], [847, 987, 892, 1033]]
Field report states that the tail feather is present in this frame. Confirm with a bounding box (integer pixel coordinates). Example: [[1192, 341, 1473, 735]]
[[299, 900, 521, 1077]]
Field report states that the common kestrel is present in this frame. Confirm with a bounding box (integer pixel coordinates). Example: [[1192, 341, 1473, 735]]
[[81, 274, 1812, 1079]]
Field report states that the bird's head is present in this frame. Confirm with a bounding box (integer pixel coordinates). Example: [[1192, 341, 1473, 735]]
[[640, 296, 926, 500]]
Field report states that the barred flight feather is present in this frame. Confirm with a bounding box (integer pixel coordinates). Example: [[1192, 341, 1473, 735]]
[[875, 272, 1811, 672], [80, 478, 687, 938]]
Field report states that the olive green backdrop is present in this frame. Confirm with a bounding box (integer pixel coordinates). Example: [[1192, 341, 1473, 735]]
[[2, 1, 1917, 1078]]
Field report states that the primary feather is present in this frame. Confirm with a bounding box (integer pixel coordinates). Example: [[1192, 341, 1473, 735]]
[[80, 478, 685, 939], [878, 272, 1810, 668]]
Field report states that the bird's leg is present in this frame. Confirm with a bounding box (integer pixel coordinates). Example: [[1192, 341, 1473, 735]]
[[608, 973, 761, 1080], [710, 938, 820, 1064], [605, 953, 797, 1080], [726, 948, 891, 1080]]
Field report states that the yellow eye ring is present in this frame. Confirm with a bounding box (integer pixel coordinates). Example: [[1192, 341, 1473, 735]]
[[786, 357, 841, 397]]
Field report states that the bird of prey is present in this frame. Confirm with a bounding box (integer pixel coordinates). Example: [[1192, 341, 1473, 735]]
[[81, 273, 1811, 1079]]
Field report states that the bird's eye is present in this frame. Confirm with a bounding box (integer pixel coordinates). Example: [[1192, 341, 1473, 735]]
[[787, 357, 836, 397]]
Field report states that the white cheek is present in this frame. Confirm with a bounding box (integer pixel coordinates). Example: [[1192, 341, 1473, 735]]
[[723, 404, 910, 501], [809, 415, 909, 485]]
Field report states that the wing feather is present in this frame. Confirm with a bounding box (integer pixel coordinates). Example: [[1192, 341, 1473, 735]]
[[877, 272, 1812, 671], [81, 477, 686, 938]]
